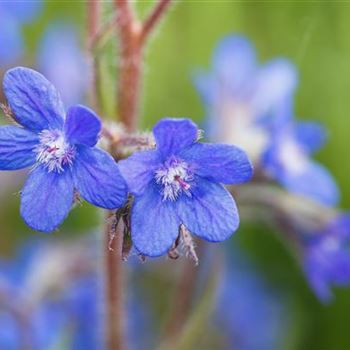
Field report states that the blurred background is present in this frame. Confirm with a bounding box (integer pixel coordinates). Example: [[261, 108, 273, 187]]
[[1, 1, 350, 349]]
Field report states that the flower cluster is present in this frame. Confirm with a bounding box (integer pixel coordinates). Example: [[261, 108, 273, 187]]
[[0, 67, 252, 257], [195, 35, 338, 206], [0, 67, 127, 232], [0, 238, 153, 350], [195, 34, 350, 301]]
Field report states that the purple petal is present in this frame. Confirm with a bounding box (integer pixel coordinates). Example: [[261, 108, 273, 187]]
[[20, 166, 74, 232], [2, 1, 42, 23], [72, 146, 127, 209], [131, 183, 180, 257], [3, 67, 65, 132], [193, 71, 216, 106], [0, 17, 22, 66], [0, 126, 38, 170], [37, 23, 88, 106], [177, 178, 239, 242], [153, 118, 198, 157], [254, 59, 298, 116], [64, 105, 101, 147], [180, 143, 253, 184], [294, 121, 327, 154], [118, 150, 161, 196], [212, 35, 256, 96], [281, 161, 339, 206], [304, 263, 333, 303]]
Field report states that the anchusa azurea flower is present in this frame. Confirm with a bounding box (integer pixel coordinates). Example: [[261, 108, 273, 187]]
[[195, 34, 339, 207], [262, 96, 339, 206], [303, 214, 350, 302], [0, 67, 127, 232], [119, 118, 253, 257], [194, 35, 297, 163]]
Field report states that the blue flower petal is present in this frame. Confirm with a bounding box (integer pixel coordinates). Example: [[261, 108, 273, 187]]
[[192, 71, 216, 106], [212, 35, 256, 96], [38, 23, 88, 106], [281, 161, 339, 206], [72, 146, 127, 209], [118, 150, 161, 196], [0, 17, 23, 66], [177, 178, 239, 242], [20, 166, 74, 232], [294, 121, 327, 154], [3, 67, 65, 132], [64, 105, 101, 147], [131, 182, 180, 257], [0, 126, 38, 170], [254, 59, 298, 116], [2, 0, 42, 23], [153, 118, 198, 157], [180, 143, 253, 184]]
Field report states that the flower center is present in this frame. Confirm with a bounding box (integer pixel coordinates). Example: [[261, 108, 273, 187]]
[[155, 158, 193, 201], [35, 130, 76, 173], [278, 139, 307, 175]]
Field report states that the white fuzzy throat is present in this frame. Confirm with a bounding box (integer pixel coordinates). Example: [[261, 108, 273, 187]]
[[35, 130, 76, 173], [155, 158, 193, 201]]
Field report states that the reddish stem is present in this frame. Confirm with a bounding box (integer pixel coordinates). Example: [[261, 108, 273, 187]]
[[101, 2, 175, 350], [87, 0, 102, 111], [114, 0, 173, 132], [140, 0, 173, 45], [105, 213, 125, 350], [114, 0, 142, 132]]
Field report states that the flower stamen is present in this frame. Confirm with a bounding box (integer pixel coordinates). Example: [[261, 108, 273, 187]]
[[155, 158, 193, 201], [35, 130, 76, 173]]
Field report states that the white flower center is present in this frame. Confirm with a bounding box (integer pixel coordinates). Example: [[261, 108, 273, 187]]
[[35, 130, 76, 173], [215, 100, 268, 162], [278, 139, 307, 175], [155, 158, 193, 201]]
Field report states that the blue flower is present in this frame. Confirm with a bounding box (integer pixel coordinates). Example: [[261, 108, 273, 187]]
[[0, 1, 42, 66], [0, 240, 101, 350], [0, 67, 127, 232], [38, 22, 88, 106], [194, 35, 297, 162], [262, 96, 339, 206], [215, 251, 289, 350], [303, 214, 350, 302], [119, 118, 253, 257]]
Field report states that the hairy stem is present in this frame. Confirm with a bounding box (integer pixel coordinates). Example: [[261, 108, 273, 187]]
[[140, 0, 173, 45], [104, 212, 125, 350], [114, 0, 174, 131], [114, 0, 141, 132], [163, 241, 204, 343], [87, 0, 102, 112], [101, 2, 175, 350]]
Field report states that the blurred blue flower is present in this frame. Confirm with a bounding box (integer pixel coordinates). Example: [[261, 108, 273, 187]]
[[38, 22, 88, 106], [194, 35, 297, 162], [303, 214, 350, 302], [0, 240, 100, 350], [262, 96, 339, 206], [0, 67, 127, 232], [119, 117, 253, 257], [0, 1, 42, 66], [215, 252, 289, 350]]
